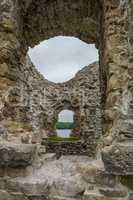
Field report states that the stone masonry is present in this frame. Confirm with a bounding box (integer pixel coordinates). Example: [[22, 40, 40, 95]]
[[0, 55, 102, 157], [0, 0, 133, 200]]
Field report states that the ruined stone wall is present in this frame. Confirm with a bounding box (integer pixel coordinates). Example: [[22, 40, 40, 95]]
[[0, 0, 133, 198], [0, 0, 101, 144], [1, 56, 101, 156], [2, 0, 132, 147], [0, 0, 132, 158], [23, 0, 100, 47], [100, 0, 133, 179], [101, 0, 130, 142], [43, 140, 90, 157]]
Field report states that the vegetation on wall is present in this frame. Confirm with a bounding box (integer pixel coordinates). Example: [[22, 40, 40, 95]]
[[46, 135, 80, 142]]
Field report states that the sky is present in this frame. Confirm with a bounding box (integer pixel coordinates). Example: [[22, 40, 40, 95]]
[[58, 110, 74, 122], [28, 36, 98, 121], [28, 36, 98, 83]]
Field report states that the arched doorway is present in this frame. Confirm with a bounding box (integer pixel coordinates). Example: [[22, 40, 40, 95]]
[[56, 110, 74, 138]]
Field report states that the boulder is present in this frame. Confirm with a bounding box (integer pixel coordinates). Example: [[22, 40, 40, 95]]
[[50, 175, 85, 198], [102, 142, 133, 175], [0, 142, 36, 168], [99, 187, 127, 198], [7, 178, 49, 197]]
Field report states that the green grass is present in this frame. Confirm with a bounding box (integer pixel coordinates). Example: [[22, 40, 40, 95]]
[[46, 135, 80, 142]]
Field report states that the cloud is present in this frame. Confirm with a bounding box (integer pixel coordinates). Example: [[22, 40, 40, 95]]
[[28, 36, 98, 83], [58, 110, 74, 122]]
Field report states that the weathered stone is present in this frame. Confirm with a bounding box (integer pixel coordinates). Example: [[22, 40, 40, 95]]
[[102, 142, 133, 175], [0, 63, 9, 76], [23, 0, 99, 47], [50, 175, 85, 198], [0, 0, 132, 199], [10, 192, 28, 200], [0, 143, 36, 168], [83, 190, 123, 200], [129, 192, 133, 200], [120, 175, 133, 190], [9, 178, 49, 197], [95, 171, 117, 188], [77, 161, 102, 184], [0, 190, 12, 200], [41, 153, 56, 162], [99, 187, 127, 198], [0, 125, 8, 140], [51, 196, 79, 200], [43, 140, 89, 157], [0, 59, 102, 157]]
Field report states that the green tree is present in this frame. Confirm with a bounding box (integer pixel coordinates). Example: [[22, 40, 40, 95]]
[[56, 122, 75, 129]]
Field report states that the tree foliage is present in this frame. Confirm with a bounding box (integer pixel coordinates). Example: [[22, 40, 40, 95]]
[[56, 122, 75, 129]]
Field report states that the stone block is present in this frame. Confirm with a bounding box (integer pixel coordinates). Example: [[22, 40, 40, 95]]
[[120, 175, 133, 190], [7, 178, 49, 197], [0, 142, 36, 168], [99, 187, 127, 198], [51, 196, 79, 200], [95, 170, 117, 187], [0, 63, 9, 76], [0, 190, 12, 200], [83, 190, 123, 200], [10, 192, 28, 200], [102, 142, 133, 175]]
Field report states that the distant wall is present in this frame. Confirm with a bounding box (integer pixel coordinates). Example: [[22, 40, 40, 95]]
[[42, 140, 91, 157], [0, 57, 101, 156]]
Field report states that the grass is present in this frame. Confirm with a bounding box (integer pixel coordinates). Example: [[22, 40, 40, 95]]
[[46, 135, 80, 142]]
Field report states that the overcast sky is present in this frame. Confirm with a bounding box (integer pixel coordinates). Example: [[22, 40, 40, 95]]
[[58, 110, 74, 122], [28, 36, 98, 121], [28, 36, 98, 83]]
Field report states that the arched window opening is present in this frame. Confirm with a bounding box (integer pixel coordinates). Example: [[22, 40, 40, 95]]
[[56, 110, 74, 138], [28, 36, 99, 83]]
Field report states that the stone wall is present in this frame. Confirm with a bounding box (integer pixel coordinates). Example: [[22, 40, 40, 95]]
[[42, 140, 89, 158], [0, 0, 133, 199], [0, 57, 101, 156], [100, 0, 133, 178], [0, 0, 132, 147], [23, 0, 100, 47], [0, 142, 129, 200], [0, 0, 102, 145]]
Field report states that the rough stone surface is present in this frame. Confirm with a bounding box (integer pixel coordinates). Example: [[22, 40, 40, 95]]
[[23, 0, 100, 47], [0, 190, 13, 200], [102, 142, 133, 175], [43, 140, 90, 157], [0, 0, 102, 156], [0, 142, 36, 168], [0, 59, 102, 157], [0, 0, 133, 199], [83, 190, 124, 200], [0, 154, 129, 200]]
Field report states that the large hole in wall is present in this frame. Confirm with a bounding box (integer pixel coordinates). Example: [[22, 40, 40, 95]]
[[28, 36, 99, 83], [28, 36, 99, 138], [56, 110, 74, 138]]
